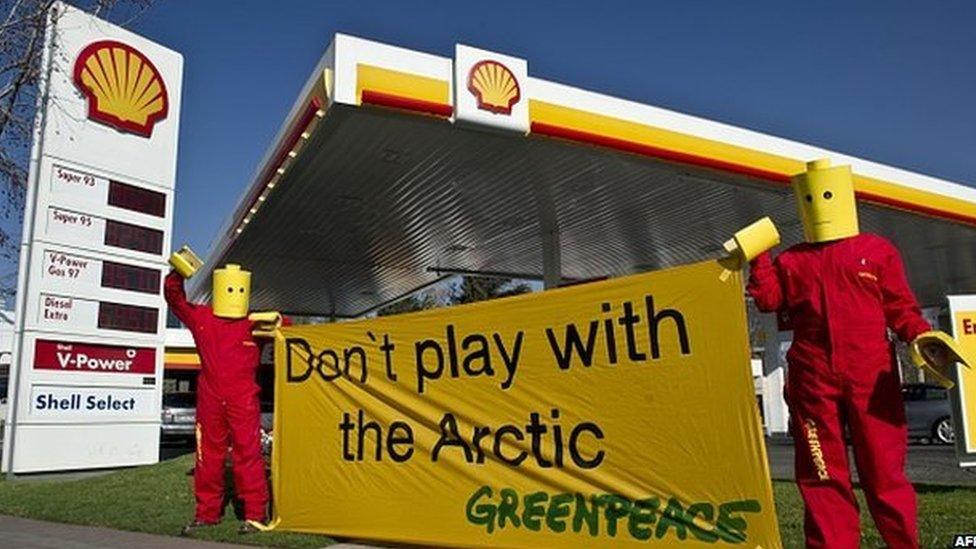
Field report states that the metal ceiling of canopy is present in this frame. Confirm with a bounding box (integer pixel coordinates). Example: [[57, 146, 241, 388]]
[[200, 103, 976, 316]]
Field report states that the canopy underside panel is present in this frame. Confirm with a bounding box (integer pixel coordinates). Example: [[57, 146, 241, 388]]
[[202, 105, 976, 316]]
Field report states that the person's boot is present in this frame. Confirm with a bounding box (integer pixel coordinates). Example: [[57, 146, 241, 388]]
[[239, 520, 265, 535], [181, 520, 216, 536]]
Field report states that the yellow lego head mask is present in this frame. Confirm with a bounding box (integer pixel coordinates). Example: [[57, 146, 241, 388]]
[[792, 158, 859, 243], [212, 264, 251, 319]]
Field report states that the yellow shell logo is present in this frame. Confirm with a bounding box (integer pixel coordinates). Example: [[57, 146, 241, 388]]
[[467, 60, 521, 115], [73, 40, 169, 137]]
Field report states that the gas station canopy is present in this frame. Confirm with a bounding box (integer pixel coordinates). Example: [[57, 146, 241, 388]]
[[191, 35, 976, 317]]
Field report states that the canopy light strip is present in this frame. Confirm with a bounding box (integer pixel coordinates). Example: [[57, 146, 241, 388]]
[[233, 97, 326, 236]]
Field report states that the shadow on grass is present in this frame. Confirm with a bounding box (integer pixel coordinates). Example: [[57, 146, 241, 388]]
[[913, 482, 976, 495]]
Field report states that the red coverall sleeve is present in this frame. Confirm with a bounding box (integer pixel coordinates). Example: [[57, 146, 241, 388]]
[[879, 241, 930, 342], [747, 251, 784, 313], [164, 270, 200, 326]]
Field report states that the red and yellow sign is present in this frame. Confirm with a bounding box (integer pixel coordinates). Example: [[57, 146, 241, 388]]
[[73, 40, 169, 137], [468, 60, 521, 115], [951, 308, 976, 457]]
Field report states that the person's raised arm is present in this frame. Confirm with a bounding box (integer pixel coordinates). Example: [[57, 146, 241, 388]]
[[747, 252, 784, 313], [164, 270, 199, 326], [726, 217, 783, 312]]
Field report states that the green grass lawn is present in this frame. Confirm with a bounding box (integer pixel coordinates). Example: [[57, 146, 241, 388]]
[[772, 481, 976, 548], [0, 455, 974, 547]]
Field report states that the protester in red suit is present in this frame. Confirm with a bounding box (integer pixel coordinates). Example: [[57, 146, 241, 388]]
[[164, 268, 268, 534], [747, 159, 934, 549]]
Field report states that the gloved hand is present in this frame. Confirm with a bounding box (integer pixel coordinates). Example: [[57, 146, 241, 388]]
[[169, 245, 203, 279], [249, 311, 282, 338], [910, 331, 971, 389], [724, 217, 780, 264]]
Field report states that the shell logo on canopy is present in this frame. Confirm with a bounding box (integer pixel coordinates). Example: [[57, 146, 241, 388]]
[[467, 60, 521, 115], [73, 40, 169, 138]]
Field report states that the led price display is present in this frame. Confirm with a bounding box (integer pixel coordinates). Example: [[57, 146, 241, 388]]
[[100, 261, 160, 295], [97, 301, 158, 334], [108, 180, 165, 218], [104, 219, 163, 255]]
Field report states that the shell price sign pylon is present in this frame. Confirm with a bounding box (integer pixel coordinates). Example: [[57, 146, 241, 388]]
[[2, 1, 182, 475]]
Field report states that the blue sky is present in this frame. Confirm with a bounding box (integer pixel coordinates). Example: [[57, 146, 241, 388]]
[[126, 0, 976, 255]]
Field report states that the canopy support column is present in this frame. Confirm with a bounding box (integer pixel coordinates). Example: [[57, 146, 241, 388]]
[[761, 313, 789, 437], [533, 187, 561, 289], [541, 224, 561, 289], [531, 157, 562, 290]]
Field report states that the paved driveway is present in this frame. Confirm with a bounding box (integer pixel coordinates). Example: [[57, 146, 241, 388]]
[[0, 515, 249, 549]]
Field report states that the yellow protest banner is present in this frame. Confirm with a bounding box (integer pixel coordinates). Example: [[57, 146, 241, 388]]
[[271, 260, 781, 547]]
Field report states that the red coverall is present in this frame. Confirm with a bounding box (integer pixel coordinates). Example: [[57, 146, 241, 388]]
[[748, 233, 927, 549], [164, 271, 268, 523]]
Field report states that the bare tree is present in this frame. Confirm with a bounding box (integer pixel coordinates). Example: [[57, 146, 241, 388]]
[[377, 291, 439, 317], [0, 0, 154, 306], [450, 275, 531, 305]]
